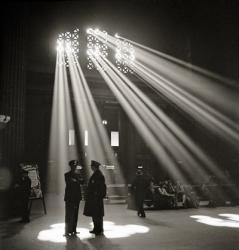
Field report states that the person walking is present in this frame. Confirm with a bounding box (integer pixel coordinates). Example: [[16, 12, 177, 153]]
[[132, 169, 149, 218], [64, 160, 84, 237], [83, 160, 106, 235]]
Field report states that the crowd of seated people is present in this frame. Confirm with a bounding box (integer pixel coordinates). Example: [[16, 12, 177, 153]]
[[143, 179, 199, 209], [143, 175, 237, 210], [129, 169, 238, 210], [153, 181, 177, 209]]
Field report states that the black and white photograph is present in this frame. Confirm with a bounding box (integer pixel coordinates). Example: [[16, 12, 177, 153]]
[[1, 1, 239, 250]]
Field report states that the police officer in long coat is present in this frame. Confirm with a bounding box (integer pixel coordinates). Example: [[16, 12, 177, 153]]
[[64, 160, 84, 237], [83, 160, 106, 235], [132, 169, 149, 218]]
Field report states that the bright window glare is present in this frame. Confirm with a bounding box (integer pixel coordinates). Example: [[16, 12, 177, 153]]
[[86, 28, 108, 71], [84, 130, 88, 146], [37, 221, 149, 243], [69, 129, 75, 146], [190, 214, 239, 228], [111, 131, 119, 146], [86, 28, 92, 34], [56, 29, 80, 66], [115, 39, 135, 74]]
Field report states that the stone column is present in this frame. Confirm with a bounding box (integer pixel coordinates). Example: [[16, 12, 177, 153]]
[[0, 4, 26, 218], [0, 6, 26, 174]]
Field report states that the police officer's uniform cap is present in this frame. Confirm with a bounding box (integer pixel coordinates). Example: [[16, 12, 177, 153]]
[[69, 160, 78, 166], [90, 160, 101, 168]]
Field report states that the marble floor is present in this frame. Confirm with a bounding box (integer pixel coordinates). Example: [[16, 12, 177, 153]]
[[1, 194, 239, 250]]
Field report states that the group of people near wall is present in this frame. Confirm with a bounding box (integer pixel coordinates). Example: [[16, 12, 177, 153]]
[[14, 161, 236, 237], [130, 169, 237, 217], [14, 162, 192, 230], [130, 172, 199, 217], [14, 159, 106, 237], [152, 179, 199, 209]]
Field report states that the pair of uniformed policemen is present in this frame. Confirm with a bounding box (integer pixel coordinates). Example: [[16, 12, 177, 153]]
[[64, 159, 106, 236]]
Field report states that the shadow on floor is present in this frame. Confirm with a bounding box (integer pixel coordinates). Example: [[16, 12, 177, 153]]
[[66, 236, 90, 250], [0, 214, 45, 239], [0, 220, 25, 239], [143, 217, 172, 227], [87, 234, 121, 250]]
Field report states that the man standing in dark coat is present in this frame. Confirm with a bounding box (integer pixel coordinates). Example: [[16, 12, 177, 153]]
[[83, 160, 106, 235], [64, 160, 84, 237], [132, 169, 149, 218]]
